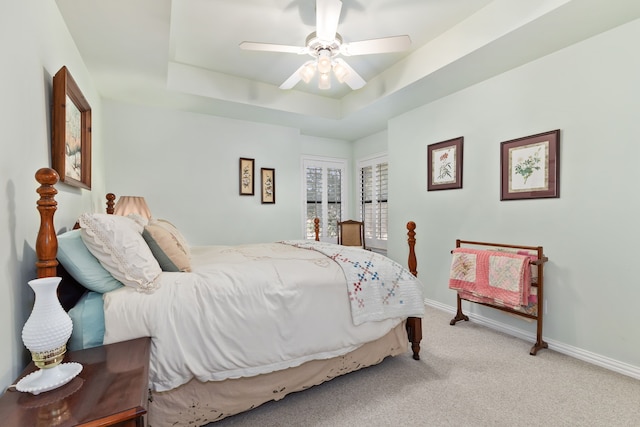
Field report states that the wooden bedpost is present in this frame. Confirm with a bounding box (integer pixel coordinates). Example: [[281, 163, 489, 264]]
[[35, 168, 59, 278], [405, 221, 422, 360], [314, 217, 320, 241], [106, 193, 116, 214], [406, 221, 417, 276]]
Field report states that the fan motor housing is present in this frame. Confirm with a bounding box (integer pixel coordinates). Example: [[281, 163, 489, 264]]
[[306, 31, 342, 57]]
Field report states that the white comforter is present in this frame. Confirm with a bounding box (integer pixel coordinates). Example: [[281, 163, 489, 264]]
[[103, 242, 423, 392]]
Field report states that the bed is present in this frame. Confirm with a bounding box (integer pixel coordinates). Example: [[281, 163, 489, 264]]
[[33, 167, 425, 426]]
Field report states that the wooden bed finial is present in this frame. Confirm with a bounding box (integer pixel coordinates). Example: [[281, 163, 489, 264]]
[[106, 193, 116, 214], [35, 168, 59, 278], [406, 221, 417, 277]]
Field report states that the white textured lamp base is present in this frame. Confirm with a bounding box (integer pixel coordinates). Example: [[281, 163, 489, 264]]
[[16, 362, 82, 395]]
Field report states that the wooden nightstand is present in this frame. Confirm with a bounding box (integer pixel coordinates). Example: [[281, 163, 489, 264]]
[[0, 337, 151, 426]]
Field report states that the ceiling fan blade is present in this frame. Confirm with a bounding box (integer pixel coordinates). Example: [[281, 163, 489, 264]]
[[279, 61, 315, 90], [316, 0, 342, 42], [239, 41, 307, 55], [333, 58, 366, 90], [340, 35, 411, 56]]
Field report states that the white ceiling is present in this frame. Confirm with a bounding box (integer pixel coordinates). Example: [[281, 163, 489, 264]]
[[56, 0, 640, 140]]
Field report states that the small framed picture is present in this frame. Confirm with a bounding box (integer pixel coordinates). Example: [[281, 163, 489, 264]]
[[500, 130, 560, 200], [261, 168, 275, 204], [427, 137, 463, 191], [239, 158, 255, 195]]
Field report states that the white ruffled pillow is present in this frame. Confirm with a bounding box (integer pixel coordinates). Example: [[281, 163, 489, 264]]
[[79, 213, 161, 292]]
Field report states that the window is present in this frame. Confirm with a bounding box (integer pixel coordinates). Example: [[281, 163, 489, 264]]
[[303, 157, 347, 241], [358, 154, 388, 249]]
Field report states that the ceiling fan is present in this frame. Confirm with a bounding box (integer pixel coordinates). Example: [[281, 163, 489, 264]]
[[239, 0, 411, 91]]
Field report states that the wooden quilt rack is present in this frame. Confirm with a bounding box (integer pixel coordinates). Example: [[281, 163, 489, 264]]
[[449, 239, 549, 355]]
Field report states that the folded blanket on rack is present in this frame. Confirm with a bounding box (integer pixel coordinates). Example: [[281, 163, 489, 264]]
[[455, 287, 538, 316], [449, 248, 531, 309]]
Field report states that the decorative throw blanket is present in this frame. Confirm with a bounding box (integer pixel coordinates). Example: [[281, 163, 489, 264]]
[[449, 248, 531, 309], [282, 240, 425, 325]]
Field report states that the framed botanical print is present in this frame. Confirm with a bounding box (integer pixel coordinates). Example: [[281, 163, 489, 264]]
[[261, 168, 275, 204], [239, 157, 255, 195], [427, 137, 463, 191], [500, 130, 560, 200], [52, 66, 92, 189]]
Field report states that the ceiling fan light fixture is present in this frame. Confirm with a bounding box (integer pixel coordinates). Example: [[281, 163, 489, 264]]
[[318, 72, 331, 90], [240, 1, 411, 92], [332, 61, 349, 83], [299, 63, 316, 83], [317, 49, 332, 74]]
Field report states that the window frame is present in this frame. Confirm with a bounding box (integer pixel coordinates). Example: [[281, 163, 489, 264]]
[[301, 156, 349, 242]]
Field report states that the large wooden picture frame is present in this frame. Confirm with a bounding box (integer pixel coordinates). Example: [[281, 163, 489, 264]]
[[239, 158, 255, 195], [52, 66, 92, 189], [500, 129, 560, 200], [427, 137, 463, 191], [261, 168, 275, 204]]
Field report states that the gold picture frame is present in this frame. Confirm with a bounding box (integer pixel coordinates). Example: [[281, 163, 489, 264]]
[[52, 66, 92, 189], [261, 168, 275, 204]]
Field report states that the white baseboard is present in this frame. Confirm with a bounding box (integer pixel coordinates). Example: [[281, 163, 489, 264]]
[[424, 298, 640, 380]]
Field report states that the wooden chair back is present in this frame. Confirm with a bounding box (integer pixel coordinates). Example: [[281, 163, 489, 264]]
[[337, 220, 365, 249]]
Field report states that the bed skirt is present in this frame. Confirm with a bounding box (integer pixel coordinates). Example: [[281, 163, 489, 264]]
[[148, 322, 409, 426]]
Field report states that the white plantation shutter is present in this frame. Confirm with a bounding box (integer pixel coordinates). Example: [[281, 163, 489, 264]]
[[358, 155, 388, 249], [306, 166, 323, 238], [303, 157, 347, 240], [361, 165, 374, 235], [326, 167, 342, 238], [377, 162, 389, 240]]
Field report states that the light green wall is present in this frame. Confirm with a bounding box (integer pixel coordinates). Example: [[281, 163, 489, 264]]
[[353, 130, 387, 160], [0, 1, 105, 391], [387, 18, 640, 371], [103, 100, 353, 245]]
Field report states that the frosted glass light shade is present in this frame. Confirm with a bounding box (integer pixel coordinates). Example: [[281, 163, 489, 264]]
[[114, 196, 152, 219], [333, 62, 349, 83], [317, 50, 332, 74], [299, 63, 316, 83], [318, 72, 331, 90]]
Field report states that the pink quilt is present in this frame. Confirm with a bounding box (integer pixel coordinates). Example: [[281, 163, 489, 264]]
[[449, 248, 531, 309]]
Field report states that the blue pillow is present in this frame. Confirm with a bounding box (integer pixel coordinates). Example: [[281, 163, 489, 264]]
[[68, 291, 105, 351], [57, 229, 124, 293]]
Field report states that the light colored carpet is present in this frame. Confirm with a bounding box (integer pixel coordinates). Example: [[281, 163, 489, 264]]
[[212, 307, 640, 426]]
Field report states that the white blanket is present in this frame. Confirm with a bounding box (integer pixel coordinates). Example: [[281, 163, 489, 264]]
[[103, 243, 421, 392]]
